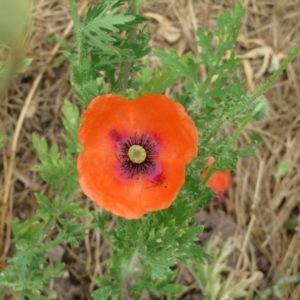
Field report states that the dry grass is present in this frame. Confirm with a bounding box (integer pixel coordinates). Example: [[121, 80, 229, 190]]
[[0, 0, 299, 299]]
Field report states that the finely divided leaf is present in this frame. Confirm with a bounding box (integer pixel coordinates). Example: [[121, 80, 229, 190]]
[[83, 0, 135, 53]]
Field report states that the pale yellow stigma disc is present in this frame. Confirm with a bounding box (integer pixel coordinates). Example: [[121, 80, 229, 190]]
[[128, 145, 147, 164]]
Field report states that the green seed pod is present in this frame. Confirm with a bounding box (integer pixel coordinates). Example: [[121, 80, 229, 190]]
[[240, 95, 269, 121], [252, 96, 269, 121]]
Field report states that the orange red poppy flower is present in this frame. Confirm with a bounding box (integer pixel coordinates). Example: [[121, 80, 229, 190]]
[[77, 94, 198, 219], [201, 157, 231, 204]]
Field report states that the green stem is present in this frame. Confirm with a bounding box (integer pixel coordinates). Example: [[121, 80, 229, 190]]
[[121, 249, 140, 300], [203, 100, 265, 186], [183, 262, 203, 294], [204, 43, 300, 181], [202, 165, 214, 186], [68, 0, 82, 47], [200, 70, 213, 94], [119, 0, 137, 92], [41, 224, 97, 251], [227, 100, 265, 149]]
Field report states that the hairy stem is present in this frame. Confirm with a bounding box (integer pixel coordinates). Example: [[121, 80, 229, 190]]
[[203, 100, 265, 185], [119, 0, 137, 92], [228, 42, 300, 146], [68, 0, 82, 47], [121, 249, 140, 300], [227, 100, 265, 149], [203, 43, 300, 184]]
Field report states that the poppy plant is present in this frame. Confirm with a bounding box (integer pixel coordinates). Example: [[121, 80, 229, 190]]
[[77, 94, 198, 219], [201, 157, 231, 204]]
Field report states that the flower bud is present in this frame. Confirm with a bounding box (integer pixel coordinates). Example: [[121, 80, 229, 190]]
[[251, 95, 269, 121], [239, 95, 269, 122]]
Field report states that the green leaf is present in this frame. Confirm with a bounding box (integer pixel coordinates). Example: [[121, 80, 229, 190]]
[[62, 100, 80, 138], [62, 99, 81, 153], [136, 66, 179, 96], [32, 132, 78, 190], [155, 50, 200, 84], [57, 218, 86, 247], [32, 134, 48, 162], [196, 27, 214, 61], [215, 2, 245, 53], [83, 0, 135, 54], [155, 283, 185, 297], [10, 218, 45, 247], [92, 278, 120, 300], [35, 194, 56, 220], [255, 275, 300, 300], [85, 13, 135, 33]]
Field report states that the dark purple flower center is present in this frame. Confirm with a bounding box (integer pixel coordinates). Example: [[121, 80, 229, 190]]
[[117, 133, 159, 179]]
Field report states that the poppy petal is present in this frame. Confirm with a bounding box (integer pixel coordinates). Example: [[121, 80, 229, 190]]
[[130, 94, 198, 162], [207, 171, 231, 192], [78, 94, 198, 219], [78, 150, 146, 219], [140, 159, 186, 211], [79, 94, 132, 152], [200, 157, 231, 204]]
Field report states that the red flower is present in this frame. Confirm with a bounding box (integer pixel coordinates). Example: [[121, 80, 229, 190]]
[[77, 94, 198, 219], [201, 157, 231, 204]]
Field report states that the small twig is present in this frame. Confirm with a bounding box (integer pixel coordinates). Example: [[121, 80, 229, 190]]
[[235, 159, 265, 271]]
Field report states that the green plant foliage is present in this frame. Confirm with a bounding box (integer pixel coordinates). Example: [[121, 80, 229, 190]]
[[66, 0, 151, 106], [83, 1, 135, 52], [132, 270, 185, 297], [32, 133, 78, 191], [92, 278, 120, 300], [0, 100, 89, 298], [186, 235, 263, 300], [151, 4, 248, 189], [93, 198, 207, 299], [255, 274, 300, 300], [156, 3, 245, 112], [155, 50, 200, 85], [131, 64, 180, 97], [61, 99, 82, 153]]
